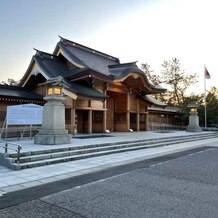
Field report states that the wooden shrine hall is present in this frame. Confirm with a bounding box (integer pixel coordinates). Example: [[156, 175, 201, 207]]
[[0, 37, 174, 134]]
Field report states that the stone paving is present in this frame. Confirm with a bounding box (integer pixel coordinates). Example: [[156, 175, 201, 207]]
[[0, 131, 218, 196], [0, 131, 209, 153]]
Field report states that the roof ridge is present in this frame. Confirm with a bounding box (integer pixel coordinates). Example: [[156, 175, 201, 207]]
[[59, 36, 120, 62], [108, 61, 137, 68], [0, 84, 23, 88], [0, 84, 39, 91], [34, 49, 61, 61]]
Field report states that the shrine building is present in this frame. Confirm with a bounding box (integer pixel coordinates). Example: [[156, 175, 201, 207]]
[[0, 37, 179, 134]]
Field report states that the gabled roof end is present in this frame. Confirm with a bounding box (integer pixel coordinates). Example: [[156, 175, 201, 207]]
[[59, 36, 120, 62]]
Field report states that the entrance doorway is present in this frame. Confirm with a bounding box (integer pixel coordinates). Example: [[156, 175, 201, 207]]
[[76, 110, 88, 133], [92, 111, 103, 133], [130, 113, 137, 131]]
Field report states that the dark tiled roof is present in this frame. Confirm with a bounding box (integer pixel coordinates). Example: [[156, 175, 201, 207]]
[[57, 38, 120, 76], [148, 106, 180, 113], [67, 82, 108, 101], [34, 50, 72, 78], [0, 85, 43, 100], [58, 37, 119, 61], [34, 51, 108, 101], [108, 61, 137, 68], [55, 37, 166, 94], [140, 95, 167, 107], [109, 62, 142, 78], [109, 63, 166, 93]]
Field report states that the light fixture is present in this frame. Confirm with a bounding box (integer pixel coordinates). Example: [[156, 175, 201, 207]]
[[47, 87, 62, 96]]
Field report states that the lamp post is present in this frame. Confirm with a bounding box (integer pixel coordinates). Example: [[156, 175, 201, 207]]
[[186, 103, 202, 132], [34, 76, 71, 145]]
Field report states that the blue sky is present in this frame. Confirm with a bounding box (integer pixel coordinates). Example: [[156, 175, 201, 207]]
[[0, 0, 217, 93]]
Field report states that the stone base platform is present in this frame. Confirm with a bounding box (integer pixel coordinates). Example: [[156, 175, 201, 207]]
[[34, 130, 71, 145], [186, 126, 202, 132]]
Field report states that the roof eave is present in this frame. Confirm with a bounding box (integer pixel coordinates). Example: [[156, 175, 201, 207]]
[[66, 68, 114, 82], [113, 67, 166, 94], [18, 56, 36, 87]]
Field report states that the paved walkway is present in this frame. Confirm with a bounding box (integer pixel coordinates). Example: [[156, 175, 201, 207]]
[[0, 131, 218, 196], [0, 131, 213, 153]]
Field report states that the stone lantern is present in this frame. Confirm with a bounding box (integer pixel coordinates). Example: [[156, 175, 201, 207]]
[[186, 103, 202, 132], [34, 76, 71, 145]]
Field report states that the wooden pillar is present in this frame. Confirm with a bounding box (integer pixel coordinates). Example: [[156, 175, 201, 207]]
[[70, 108, 76, 134], [136, 99, 140, 131], [103, 110, 107, 132], [70, 100, 76, 134], [126, 92, 130, 131], [103, 90, 107, 132], [137, 113, 140, 131], [88, 109, 92, 134], [103, 88, 107, 132], [145, 113, 148, 131]]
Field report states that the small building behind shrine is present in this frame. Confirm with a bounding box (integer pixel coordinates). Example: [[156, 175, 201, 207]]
[[0, 37, 180, 135]]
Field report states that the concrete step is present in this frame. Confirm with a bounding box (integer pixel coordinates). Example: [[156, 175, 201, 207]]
[[14, 134, 216, 164], [4, 132, 218, 170], [13, 134, 217, 170], [9, 132, 216, 158]]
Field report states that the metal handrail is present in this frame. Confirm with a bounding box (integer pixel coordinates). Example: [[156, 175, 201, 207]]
[[0, 142, 22, 163], [0, 126, 41, 140]]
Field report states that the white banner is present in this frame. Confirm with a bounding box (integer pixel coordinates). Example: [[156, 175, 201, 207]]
[[7, 104, 43, 125]]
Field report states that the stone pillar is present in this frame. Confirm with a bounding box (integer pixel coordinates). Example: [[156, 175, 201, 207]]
[[34, 95, 71, 144], [34, 76, 71, 145], [186, 113, 202, 132], [186, 104, 202, 132]]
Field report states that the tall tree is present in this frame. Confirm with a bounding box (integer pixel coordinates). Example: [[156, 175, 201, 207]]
[[161, 58, 198, 105], [141, 63, 167, 102], [141, 63, 161, 86], [141, 58, 198, 105], [180, 87, 218, 127], [204, 87, 218, 126]]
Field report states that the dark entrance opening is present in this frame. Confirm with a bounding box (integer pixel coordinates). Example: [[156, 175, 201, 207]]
[[76, 110, 88, 133], [130, 113, 137, 131]]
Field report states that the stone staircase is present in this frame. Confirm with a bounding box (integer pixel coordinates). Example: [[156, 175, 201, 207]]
[[2, 132, 218, 170]]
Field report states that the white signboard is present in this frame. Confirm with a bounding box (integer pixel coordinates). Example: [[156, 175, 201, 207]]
[[7, 104, 43, 125]]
